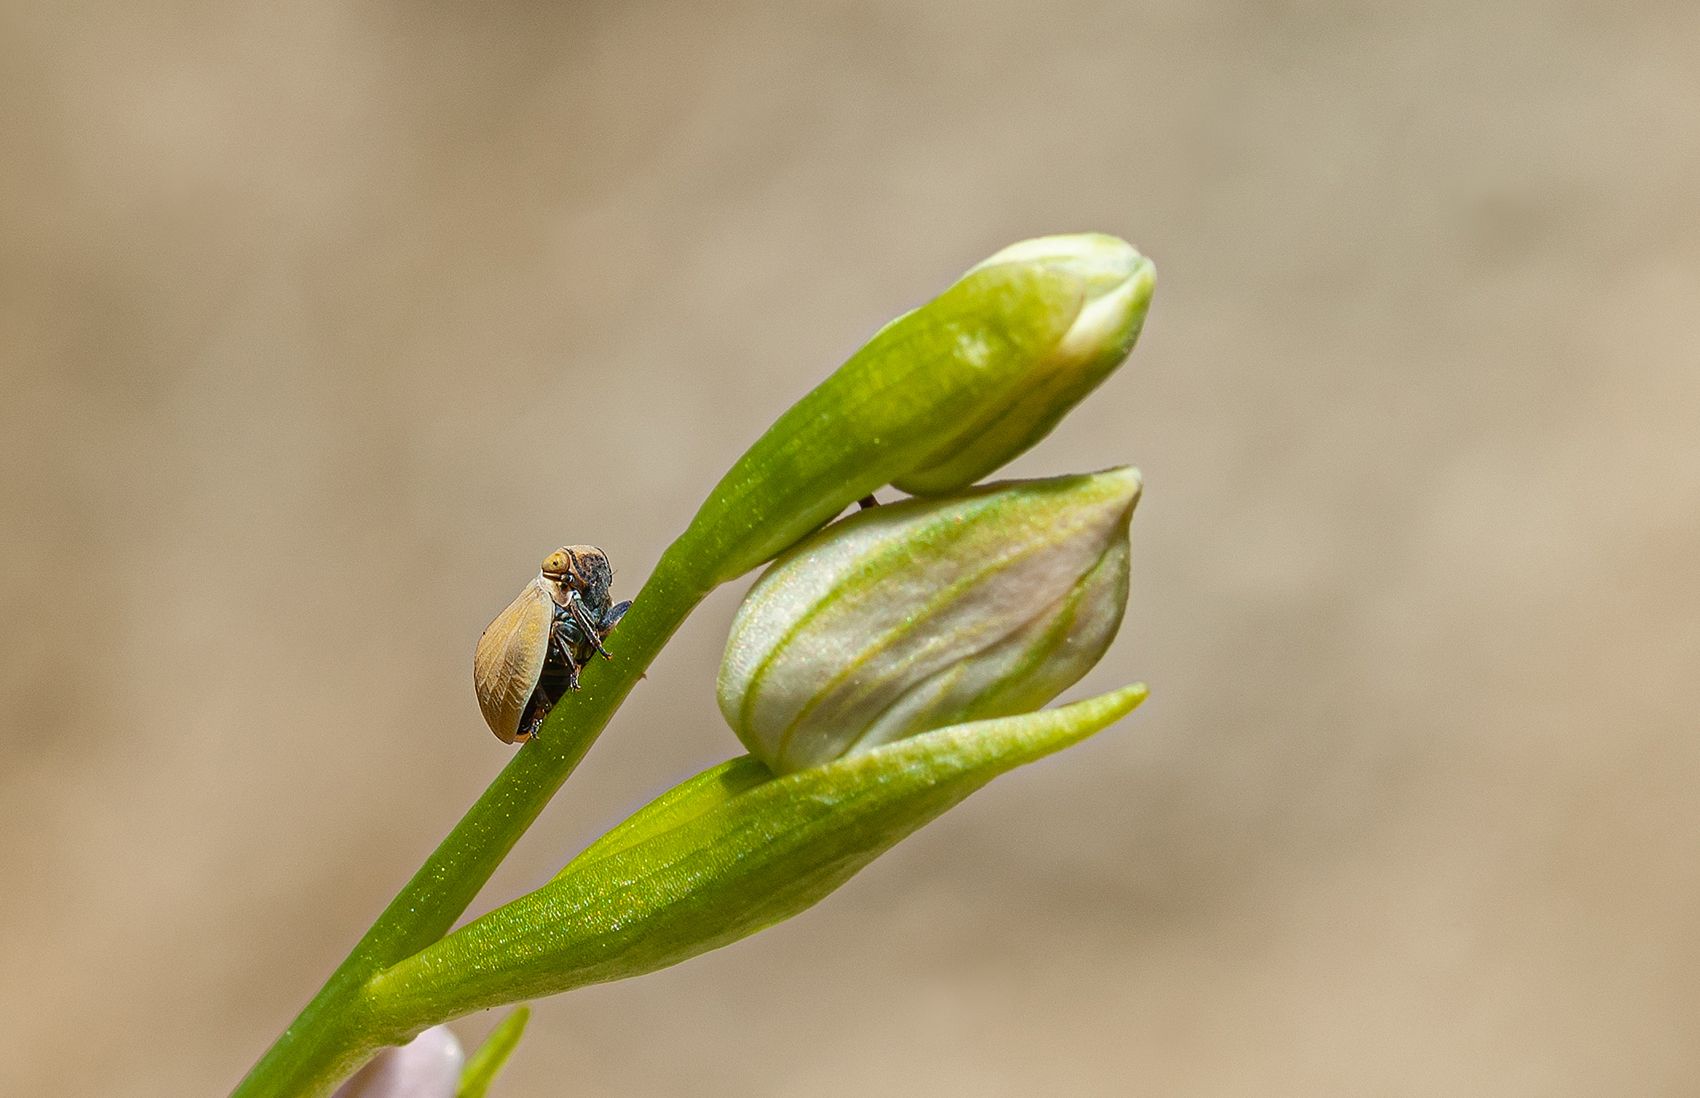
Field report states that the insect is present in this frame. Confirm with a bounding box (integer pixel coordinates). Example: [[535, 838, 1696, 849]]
[[473, 545, 633, 744]]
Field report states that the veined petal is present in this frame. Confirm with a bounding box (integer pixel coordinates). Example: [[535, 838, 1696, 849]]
[[718, 467, 1142, 772]]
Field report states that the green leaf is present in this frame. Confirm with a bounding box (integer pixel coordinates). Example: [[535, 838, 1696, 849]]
[[559, 756, 774, 875], [456, 1007, 530, 1098], [363, 685, 1147, 1032]]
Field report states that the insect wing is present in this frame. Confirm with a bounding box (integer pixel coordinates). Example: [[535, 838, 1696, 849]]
[[473, 576, 555, 743]]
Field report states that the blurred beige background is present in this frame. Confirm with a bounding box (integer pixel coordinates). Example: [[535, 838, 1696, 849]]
[[3, 1, 1698, 1095]]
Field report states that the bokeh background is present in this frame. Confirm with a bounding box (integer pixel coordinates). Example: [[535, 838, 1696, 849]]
[[4, 2, 1698, 1095]]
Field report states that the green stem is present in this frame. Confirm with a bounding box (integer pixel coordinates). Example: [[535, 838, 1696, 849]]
[[227, 235, 1119, 1096], [231, 544, 713, 1098]]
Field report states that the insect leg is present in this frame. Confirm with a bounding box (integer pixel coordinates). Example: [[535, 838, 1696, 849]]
[[551, 615, 586, 690], [520, 687, 555, 741], [566, 593, 614, 659]]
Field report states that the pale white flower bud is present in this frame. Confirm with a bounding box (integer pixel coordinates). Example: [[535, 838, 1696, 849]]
[[331, 1026, 463, 1098], [718, 467, 1141, 773]]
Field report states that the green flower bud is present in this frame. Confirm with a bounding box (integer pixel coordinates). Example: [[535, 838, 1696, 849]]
[[678, 235, 1153, 585], [894, 234, 1155, 496], [717, 466, 1141, 773]]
